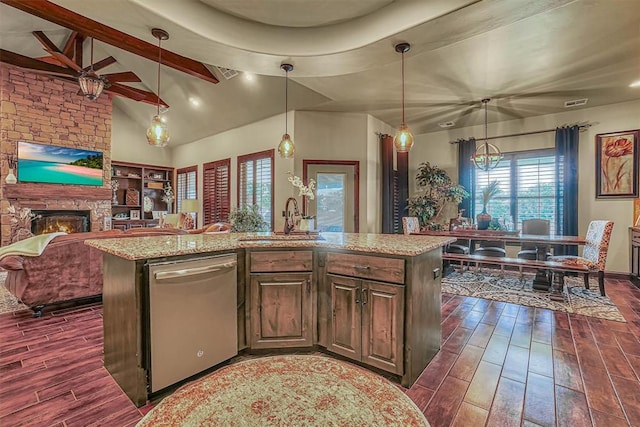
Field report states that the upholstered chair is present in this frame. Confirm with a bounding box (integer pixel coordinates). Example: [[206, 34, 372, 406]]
[[517, 219, 552, 260], [402, 217, 420, 235], [547, 220, 614, 296]]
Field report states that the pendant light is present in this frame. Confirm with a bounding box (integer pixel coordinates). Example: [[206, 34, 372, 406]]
[[78, 38, 109, 100], [471, 98, 503, 171], [278, 63, 295, 158], [393, 42, 414, 152], [146, 28, 170, 147]]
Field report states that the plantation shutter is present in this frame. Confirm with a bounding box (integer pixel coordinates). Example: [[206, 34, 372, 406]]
[[176, 166, 197, 215], [516, 155, 558, 234], [203, 159, 230, 224], [237, 149, 274, 229]]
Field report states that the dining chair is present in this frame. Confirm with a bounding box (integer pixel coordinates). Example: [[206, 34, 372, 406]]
[[474, 240, 506, 257], [547, 220, 614, 296], [517, 218, 552, 260]]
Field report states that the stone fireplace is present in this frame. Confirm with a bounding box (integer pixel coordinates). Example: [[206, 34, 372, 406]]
[[0, 64, 113, 247], [31, 210, 91, 235]]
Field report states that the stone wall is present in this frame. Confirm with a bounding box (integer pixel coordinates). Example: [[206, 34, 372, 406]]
[[0, 64, 113, 246]]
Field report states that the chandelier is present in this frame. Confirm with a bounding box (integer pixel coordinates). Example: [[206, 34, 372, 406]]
[[471, 98, 503, 171], [278, 63, 295, 158], [393, 42, 414, 152], [146, 28, 170, 147], [78, 38, 109, 100]]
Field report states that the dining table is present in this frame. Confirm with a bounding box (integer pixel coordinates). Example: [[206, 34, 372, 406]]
[[412, 229, 586, 292]]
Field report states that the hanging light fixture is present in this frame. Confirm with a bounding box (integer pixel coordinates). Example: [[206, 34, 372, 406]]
[[471, 98, 503, 171], [146, 28, 170, 147], [78, 37, 109, 100], [278, 63, 295, 158], [393, 42, 414, 152]]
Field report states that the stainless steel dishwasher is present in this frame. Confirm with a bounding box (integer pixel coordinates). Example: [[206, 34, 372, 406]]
[[148, 254, 238, 393]]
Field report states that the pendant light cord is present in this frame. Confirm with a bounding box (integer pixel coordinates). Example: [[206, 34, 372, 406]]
[[156, 36, 162, 116], [401, 50, 405, 124], [284, 69, 288, 133]]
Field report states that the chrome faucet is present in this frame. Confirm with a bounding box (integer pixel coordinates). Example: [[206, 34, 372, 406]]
[[283, 197, 300, 234]]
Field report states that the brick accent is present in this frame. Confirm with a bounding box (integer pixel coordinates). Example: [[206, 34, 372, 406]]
[[1, 64, 113, 246]]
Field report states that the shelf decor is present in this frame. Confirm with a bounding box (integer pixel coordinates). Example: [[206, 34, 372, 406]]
[[595, 129, 639, 198]]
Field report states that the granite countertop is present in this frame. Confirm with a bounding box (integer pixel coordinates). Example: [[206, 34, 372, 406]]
[[84, 232, 455, 261]]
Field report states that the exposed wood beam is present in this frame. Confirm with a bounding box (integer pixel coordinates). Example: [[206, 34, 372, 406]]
[[108, 83, 169, 108], [0, 49, 76, 77], [72, 33, 83, 67], [1, 0, 219, 84], [62, 30, 79, 57]]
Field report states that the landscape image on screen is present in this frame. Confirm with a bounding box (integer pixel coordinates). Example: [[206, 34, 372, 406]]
[[17, 142, 104, 186]]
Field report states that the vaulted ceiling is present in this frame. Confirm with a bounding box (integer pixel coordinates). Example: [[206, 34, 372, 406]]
[[1, 0, 639, 146]]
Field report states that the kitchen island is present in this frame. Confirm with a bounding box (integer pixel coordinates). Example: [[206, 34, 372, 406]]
[[86, 232, 454, 406]]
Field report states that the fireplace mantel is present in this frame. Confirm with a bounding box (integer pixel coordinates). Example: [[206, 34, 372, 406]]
[[3, 183, 111, 201]]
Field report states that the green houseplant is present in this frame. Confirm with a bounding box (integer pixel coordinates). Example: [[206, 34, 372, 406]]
[[407, 162, 469, 230], [228, 205, 270, 232], [477, 180, 501, 230]]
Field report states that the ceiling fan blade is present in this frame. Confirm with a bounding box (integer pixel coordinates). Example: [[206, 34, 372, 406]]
[[102, 71, 141, 83], [86, 56, 116, 72], [44, 48, 83, 72]]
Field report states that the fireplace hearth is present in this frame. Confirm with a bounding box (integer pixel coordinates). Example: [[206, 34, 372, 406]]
[[31, 210, 91, 235]]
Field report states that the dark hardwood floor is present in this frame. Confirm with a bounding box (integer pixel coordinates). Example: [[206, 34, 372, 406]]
[[1, 277, 639, 426]]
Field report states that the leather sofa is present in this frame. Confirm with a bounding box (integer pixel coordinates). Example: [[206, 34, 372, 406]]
[[0, 228, 188, 316]]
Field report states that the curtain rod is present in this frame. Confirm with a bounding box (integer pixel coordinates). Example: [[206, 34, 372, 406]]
[[449, 122, 592, 144]]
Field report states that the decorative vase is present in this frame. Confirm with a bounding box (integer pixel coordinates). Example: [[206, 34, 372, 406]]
[[299, 218, 315, 232], [476, 210, 491, 230], [5, 168, 17, 184]]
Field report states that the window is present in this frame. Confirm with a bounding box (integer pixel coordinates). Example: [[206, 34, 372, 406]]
[[473, 149, 561, 234], [203, 159, 230, 224], [176, 166, 197, 220], [237, 149, 274, 229]]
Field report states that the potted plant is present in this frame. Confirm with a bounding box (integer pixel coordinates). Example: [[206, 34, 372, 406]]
[[477, 180, 501, 230], [228, 205, 270, 232], [407, 162, 469, 230]]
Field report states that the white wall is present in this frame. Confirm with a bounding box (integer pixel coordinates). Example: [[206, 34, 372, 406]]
[[409, 99, 640, 274], [111, 106, 173, 167]]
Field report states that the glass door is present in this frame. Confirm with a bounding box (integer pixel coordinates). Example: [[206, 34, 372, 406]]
[[305, 163, 357, 233]]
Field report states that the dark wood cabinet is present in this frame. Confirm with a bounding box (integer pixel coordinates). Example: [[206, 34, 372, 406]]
[[248, 250, 315, 349], [325, 252, 405, 375], [110, 161, 173, 229], [631, 227, 640, 286]]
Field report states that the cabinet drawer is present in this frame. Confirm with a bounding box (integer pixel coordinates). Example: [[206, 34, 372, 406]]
[[250, 251, 313, 272], [326, 253, 404, 284]]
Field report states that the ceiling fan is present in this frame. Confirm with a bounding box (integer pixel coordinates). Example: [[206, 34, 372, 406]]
[[27, 30, 168, 108]]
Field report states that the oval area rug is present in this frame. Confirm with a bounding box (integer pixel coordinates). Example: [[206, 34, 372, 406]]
[[137, 354, 430, 426]]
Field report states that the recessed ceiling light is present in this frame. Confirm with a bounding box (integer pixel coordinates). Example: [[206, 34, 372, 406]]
[[630, 80, 640, 88], [438, 121, 455, 128], [189, 97, 201, 107], [244, 73, 255, 82]]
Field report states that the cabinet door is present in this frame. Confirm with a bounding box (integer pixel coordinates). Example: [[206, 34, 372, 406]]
[[250, 273, 313, 349], [361, 280, 404, 375], [327, 274, 361, 360]]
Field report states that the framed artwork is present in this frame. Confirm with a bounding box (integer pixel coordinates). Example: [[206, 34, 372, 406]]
[[130, 210, 141, 220], [103, 216, 112, 231], [595, 129, 639, 198]]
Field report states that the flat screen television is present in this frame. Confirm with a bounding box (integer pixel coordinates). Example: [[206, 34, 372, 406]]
[[17, 141, 104, 186]]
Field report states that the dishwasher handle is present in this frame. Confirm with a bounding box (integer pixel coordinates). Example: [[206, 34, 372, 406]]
[[154, 261, 236, 281]]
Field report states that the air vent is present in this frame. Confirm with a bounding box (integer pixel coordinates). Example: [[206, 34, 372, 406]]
[[215, 66, 240, 80], [438, 121, 455, 128], [564, 98, 588, 108]]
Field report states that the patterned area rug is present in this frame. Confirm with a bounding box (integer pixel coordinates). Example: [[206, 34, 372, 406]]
[[442, 270, 626, 322], [137, 355, 430, 426], [0, 272, 28, 314]]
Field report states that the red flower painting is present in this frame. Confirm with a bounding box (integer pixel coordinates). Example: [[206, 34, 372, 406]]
[[596, 130, 639, 198]]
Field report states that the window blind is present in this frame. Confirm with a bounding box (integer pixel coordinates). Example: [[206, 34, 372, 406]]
[[472, 150, 561, 233], [176, 166, 197, 215], [237, 149, 274, 229], [203, 159, 230, 224]]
